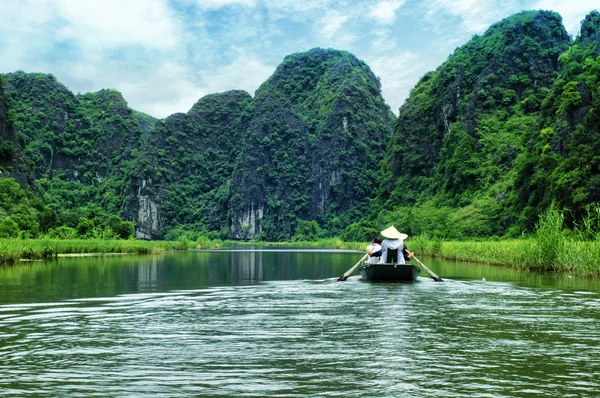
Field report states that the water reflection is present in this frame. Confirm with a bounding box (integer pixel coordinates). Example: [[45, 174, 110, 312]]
[[0, 250, 363, 303], [137, 256, 159, 290], [1, 250, 599, 305], [1, 250, 600, 397], [229, 251, 263, 284]]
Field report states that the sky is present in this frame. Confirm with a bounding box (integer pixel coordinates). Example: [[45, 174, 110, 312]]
[[0, 0, 597, 118]]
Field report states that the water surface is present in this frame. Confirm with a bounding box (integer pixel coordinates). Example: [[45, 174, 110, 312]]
[[1, 250, 599, 397]]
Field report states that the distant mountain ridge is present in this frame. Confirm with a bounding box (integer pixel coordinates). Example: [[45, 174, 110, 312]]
[[372, 9, 600, 238], [2, 9, 600, 241], [1, 48, 393, 240]]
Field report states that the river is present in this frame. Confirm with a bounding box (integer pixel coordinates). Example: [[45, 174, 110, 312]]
[[1, 249, 599, 397]]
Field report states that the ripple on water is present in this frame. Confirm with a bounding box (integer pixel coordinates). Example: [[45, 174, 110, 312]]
[[0, 279, 599, 397]]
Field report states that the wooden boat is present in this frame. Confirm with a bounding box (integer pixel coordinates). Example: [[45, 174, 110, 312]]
[[359, 262, 421, 282]]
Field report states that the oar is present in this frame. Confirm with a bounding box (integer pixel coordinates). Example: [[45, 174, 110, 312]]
[[337, 254, 368, 281], [413, 256, 444, 282]]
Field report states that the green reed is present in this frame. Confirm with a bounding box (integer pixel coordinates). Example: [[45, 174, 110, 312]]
[[0, 239, 193, 265], [407, 206, 600, 277]]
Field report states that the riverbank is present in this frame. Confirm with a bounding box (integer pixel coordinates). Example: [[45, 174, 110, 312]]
[[407, 237, 600, 277], [2, 233, 599, 277], [233, 236, 600, 277], [0, 239, 193, 265]]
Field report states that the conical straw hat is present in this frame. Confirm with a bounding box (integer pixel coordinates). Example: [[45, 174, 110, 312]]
[[381, 225, 408, 240]]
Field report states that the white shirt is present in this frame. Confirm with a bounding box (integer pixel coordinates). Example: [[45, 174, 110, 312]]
[[380, 238, 405, 264], [365, 242, 382, 264]]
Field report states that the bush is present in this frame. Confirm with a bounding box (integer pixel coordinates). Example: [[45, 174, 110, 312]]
[[0, 218, 19, 238], [76, 218, 95, 238], [105, 215, 135, 239], [342, 220, 379, 242], [292, 220, 321, 242], [10, 214, 40, 237], [47, 226, 78, 239]]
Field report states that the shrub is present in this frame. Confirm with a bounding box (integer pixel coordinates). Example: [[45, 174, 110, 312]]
[[0, 218, 19, 238], [47, 226, 78, 239]]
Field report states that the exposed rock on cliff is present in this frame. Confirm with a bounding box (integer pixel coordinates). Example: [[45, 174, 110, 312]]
[[229, 48, 395, 240], [126, 90, 252, 239], [0, 77, 33, 188]]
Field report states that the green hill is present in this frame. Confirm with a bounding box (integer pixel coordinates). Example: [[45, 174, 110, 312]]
[[2, 10, 600, 242], [372, 10, 589, 239]]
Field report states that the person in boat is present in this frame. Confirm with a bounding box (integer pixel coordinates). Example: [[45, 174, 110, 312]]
[[365, 236, 383, 264], [379, 225, 414, 264]]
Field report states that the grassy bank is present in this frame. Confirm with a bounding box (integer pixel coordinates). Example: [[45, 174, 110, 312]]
[[407, 206, 600, 277], [3, 236, 598, 276], [3, 207, 598, 277], [407, 237, 600, 277], [0, 238, 193, 265]]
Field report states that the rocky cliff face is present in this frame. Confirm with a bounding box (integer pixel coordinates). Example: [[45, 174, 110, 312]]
[[229, 48, 394, 240], [0, 77, 33, 188], [126, 90, 251, 239], [383, 10, 571, 205], [2, 72, 146, 218], [125, 49, 394, 241]]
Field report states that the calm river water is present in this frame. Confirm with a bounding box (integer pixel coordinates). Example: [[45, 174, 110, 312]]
[[1, 249, 599, 397]]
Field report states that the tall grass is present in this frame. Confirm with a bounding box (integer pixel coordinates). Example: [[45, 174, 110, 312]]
[[4, 207, 599, 277], [0, 238, 193, 265], [407, 206, 600, 277]]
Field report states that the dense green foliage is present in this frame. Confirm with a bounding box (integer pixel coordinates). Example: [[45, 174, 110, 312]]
[[0, 177, 134, 240], [2, 10, 600, 252], [371, 10, 600, 242], [512, 11, 600, 230], [0, 76, 33, 187], [132, 91, 251, 240], [230, 48, 394, 241], [126, 48, 393, 241], [2, 73, 145, 236], [0, 178, 53, 238]]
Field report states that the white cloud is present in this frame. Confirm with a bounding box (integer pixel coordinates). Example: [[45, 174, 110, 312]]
[[56, 0, 180, 49], [368, 0, 406, 25], [263, 0, 333, 22], [195, 0, 257, 10], [368, 51, 424, 114], [423, 0, 520, 34], [200, 51, 275, 97], [319, 10, 349, 38], [533, 0, 598, 35]]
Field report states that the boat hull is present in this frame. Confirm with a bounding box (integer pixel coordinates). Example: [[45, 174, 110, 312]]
[[359, 262, 420, 282]]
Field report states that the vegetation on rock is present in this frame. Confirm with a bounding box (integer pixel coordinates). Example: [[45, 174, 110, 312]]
[[2, 10, 600, 258]]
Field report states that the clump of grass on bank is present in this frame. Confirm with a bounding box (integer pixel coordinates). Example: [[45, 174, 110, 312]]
[[408, 206, 600, 277], [0, 238, 193, 265], [4, 206, 599, 277]]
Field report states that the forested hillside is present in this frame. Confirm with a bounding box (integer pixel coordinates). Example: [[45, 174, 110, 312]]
[[512, 11, 600, 231], [2, 10, 600, 242], [127, 49, 393, 240], [369, 10, 600, 240], [229, 49, 394, 240], [1, 73, 143, 238], [126, 90, 252, 239]]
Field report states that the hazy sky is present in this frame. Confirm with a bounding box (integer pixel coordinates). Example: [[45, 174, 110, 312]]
[[0, 0, 597, 118]]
